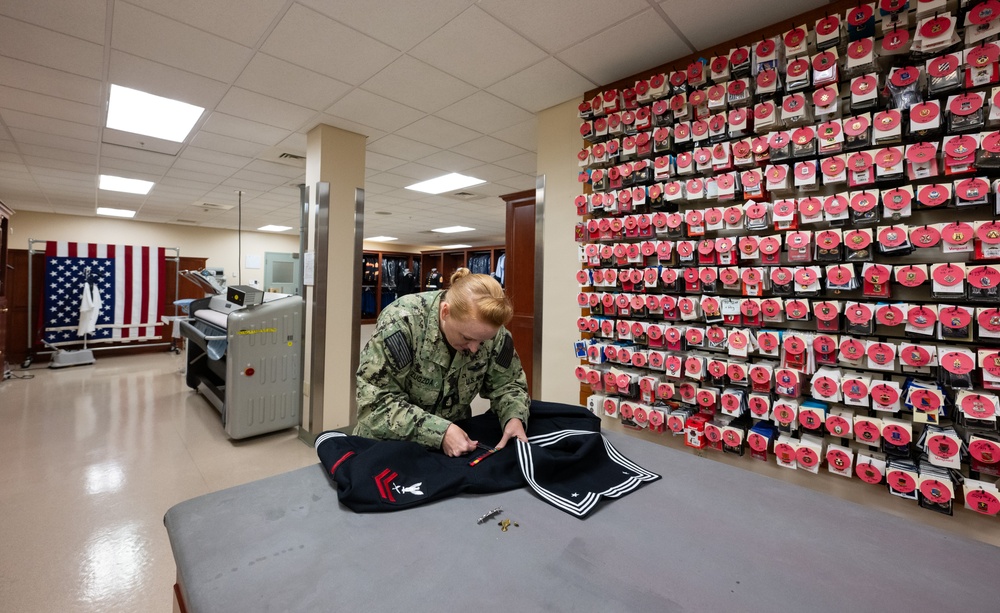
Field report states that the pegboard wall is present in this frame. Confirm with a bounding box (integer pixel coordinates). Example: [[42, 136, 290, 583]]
[[574, 0, 1000, 518]]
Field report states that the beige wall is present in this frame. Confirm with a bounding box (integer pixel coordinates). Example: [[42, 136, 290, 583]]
[[536, 98, 584, 405], [8, 210, 299, 285]]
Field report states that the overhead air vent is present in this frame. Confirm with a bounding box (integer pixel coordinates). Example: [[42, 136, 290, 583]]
[[174, 218, 199, 224], [259, 146, 307, 168], [193, 201, 234, 211], [451, 191, 478, 199]]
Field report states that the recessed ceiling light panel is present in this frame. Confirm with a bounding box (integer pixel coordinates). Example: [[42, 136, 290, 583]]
[[441, 244, 472, 249], [431, 226, 475, 234], [96, 207, 136, 218], [99, 174, 154, 195], [365, 236, 398, 242], [258, 225, 292, 232], [106, 84, 204, 143], [405, 173, 485, 194]]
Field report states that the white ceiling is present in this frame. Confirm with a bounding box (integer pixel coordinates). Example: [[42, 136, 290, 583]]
[[0, 0, 826, 247]]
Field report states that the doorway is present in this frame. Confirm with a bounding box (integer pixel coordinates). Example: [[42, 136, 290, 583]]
[[264, 252, 302, 295]]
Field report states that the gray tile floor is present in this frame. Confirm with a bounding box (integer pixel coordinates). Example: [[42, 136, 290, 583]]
[[0, 352, 317, 613]]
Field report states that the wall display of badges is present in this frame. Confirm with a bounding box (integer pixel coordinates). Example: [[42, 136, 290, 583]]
[[575, 1, 1000, 520]]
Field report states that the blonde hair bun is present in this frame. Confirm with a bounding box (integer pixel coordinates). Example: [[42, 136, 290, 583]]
[[444, 269, 512, 327], [449, 267, 471, 285]]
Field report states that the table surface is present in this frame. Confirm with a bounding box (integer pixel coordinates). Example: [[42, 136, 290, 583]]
[[165, 430, 1000, 613]]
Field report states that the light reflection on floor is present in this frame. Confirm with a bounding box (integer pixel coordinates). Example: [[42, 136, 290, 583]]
[[0, 352, 318, 613]]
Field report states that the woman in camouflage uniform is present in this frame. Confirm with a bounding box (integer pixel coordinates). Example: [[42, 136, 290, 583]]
[[355, 268, 530, 457]]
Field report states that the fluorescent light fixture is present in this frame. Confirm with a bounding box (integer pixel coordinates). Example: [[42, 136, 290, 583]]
[[441, 244, 472, 249], [405, 173, 485, 194], [365, 236, 398, 242], [431, 225, 475, 234], [99, 174, 154, 195], [106, 84, 204, 143], [258, 225, 292, 232], [96, 207, 136, 218]]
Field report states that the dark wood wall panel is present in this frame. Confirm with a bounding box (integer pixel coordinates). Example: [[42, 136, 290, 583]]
[[503, 189, 536, 396]]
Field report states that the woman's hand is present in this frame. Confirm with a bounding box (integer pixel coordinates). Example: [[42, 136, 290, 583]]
[[442, 424, 478, 457]]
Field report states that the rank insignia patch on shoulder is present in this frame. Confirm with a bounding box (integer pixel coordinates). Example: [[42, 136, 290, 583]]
[[384, 331, 413, 369], [497, 334, 514, 369]]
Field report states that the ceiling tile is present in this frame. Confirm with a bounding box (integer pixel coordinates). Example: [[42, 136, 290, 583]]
[[111, 2, 253, 83], [236, 53, 352, 112], [497, 175, 538, 191], [125, 0, 288, 47], [99, 157, 178, 178], [360, 55, 478, 114], [489, 118, 537, 151], [487, 57, 594, 112], [367, 134, 441, 161], [9, 129, 94, 155], [178, 146, 254, 169], [0, 15, 103, 80], [462, 182, 519, 197], [230, 168, 294, 188], [463, 163, 522, 183], [1, 110, 98, 142], [18, 144, 96, 166], [660, 0, 827, 51], [0, 56, 102, 106], [243, 159, 308, 179], [216, 88, 317, 132], [389, 162, 445, 181], [201, 112, 292, 146], [364, 151, 408, 172], [189, 132, 267, 158], [261, 3, 399, 86], [478, 0, 649, 53], [325, 89, 425, 133], [100, 144, 176, 167], [419, 150, 482, 172], [171, 157, 239, 179], [0, 0, 106, 44], [494, 152, 537, 175], [363, 182, 395, 195], [394, 115, 480, 149], [409, 6, 547, 88], [451, 136, 527, 163], [275, 133, 308, 156], [22, 156, 96, 174], [165, 168, 224, 186], [108, 51, 228, 111], [366, 172, 420, 189], [297, 0, 474, 50], [557, 8, 691, 85], [436, 90, 534, 134]]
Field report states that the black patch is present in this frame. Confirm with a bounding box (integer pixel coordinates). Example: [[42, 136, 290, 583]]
[[384, 331, 413, 370], [497, 334, 514, 369]]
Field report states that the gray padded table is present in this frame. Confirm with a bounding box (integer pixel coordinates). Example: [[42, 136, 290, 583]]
[[164, 431, 999, 612]]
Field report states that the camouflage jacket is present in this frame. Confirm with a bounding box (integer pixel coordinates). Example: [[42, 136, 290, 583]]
[[354, 291, 529, 449]]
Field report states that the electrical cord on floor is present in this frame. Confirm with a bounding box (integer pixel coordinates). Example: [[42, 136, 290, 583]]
[[6, 372, 35, 380]]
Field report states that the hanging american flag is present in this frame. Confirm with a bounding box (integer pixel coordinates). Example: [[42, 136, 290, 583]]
[[41, 242, 166, 346]]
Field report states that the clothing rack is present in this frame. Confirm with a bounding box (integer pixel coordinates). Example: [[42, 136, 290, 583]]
[[24, 239, 180, 366]]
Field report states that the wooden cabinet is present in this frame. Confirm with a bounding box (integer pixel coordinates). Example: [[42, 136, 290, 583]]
[[0, 201, 11, 372], [361, 251, 421, 323], [419, 245, 506, 291]]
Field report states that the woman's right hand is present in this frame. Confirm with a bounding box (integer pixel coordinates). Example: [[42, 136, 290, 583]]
[[442, 424, 478, 457]]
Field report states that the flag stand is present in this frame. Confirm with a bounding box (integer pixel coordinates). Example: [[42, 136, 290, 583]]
[[25, 240, 180, 367]]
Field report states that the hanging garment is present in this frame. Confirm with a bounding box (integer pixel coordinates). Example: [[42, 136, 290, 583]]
[[77, 281, 103, 337], [496, 253, 506, 286], [316, 400, 660, 518], [397, 270, 417, 295]]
